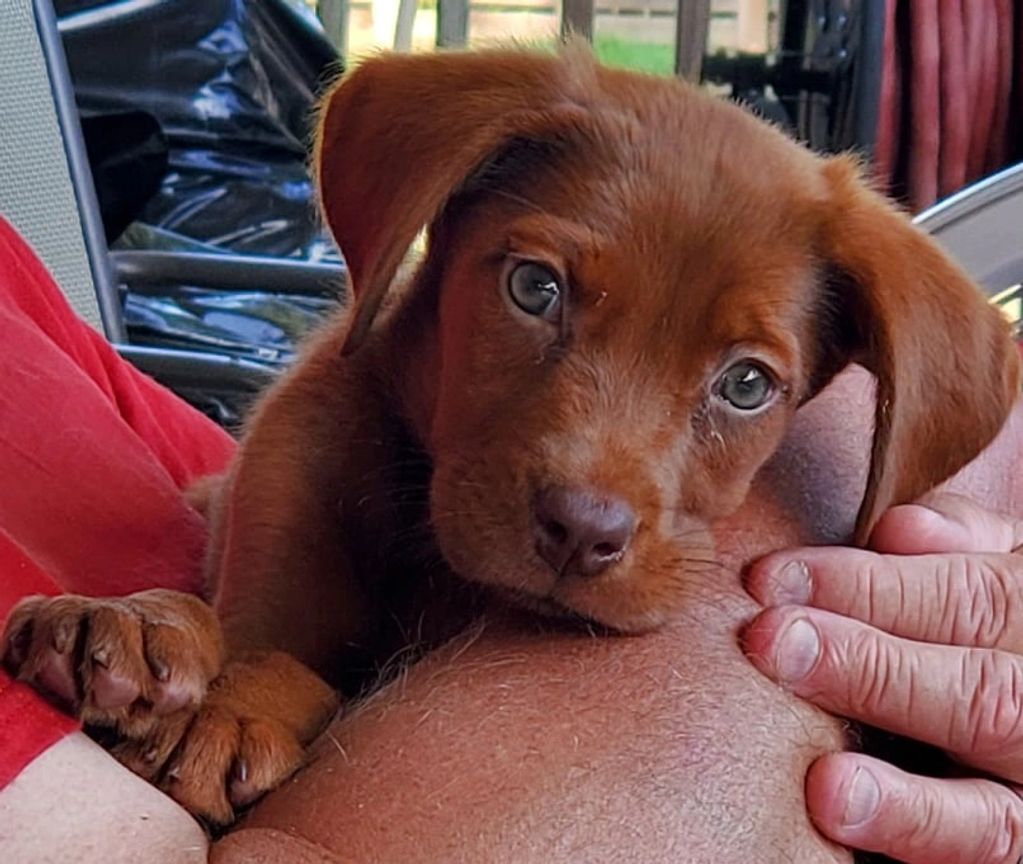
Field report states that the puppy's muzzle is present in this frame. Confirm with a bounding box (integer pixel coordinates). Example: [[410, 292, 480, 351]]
[[531, 485, 637, 579]]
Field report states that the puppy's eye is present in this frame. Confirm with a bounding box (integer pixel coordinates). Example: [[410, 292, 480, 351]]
[[717, 361, 775, 411], [507, 261, 561, 318]]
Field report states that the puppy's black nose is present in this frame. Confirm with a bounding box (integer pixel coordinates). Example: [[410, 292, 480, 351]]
[[532, 485, 636, 578]]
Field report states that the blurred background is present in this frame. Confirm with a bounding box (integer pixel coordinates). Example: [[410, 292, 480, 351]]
[[6, 0, 1019, 423], [335, 0, 776, 74]]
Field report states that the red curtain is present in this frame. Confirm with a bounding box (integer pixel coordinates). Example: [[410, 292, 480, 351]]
[[875, 0, 1023, 211]]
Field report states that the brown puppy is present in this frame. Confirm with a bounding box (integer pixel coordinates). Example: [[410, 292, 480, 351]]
[[4, 45, 1019, 824]]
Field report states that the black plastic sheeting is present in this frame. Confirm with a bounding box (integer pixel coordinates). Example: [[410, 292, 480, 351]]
[[57, 0, 341, 261], [54, 0, 346, 396], [123, 280, 338, 366]]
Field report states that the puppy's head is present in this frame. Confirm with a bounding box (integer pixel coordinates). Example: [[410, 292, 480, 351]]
[[316, 47, 1020, 631]]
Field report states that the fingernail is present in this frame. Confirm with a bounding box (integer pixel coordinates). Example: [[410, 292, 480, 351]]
[[770, 560, 811, 605], [775, 617, 820, 682], [842, 766, 881, 828]]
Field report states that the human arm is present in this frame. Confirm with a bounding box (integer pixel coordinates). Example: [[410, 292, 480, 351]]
[[0, 732, 207, 864]]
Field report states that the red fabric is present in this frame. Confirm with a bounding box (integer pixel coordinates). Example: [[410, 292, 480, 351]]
[[0, 541, 75, 789], [0, 216, 236, 788]]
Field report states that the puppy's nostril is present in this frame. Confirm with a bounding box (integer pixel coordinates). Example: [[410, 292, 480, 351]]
[[592, 542, 623, 560], [541, 519, 568, 545], [532, 485, 637, 578]]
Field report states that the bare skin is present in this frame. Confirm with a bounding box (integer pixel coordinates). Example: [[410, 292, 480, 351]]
[[211, 367, 893, 863], [7, 365, 1019, 863], [0, 733, 207, 864]]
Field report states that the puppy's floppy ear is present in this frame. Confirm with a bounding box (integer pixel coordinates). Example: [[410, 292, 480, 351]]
[[314, 49, 587, 354], [818, 156, 1020, 543]]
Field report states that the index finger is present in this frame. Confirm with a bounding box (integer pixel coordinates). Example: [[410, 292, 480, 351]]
[[746, 547, 1023, 654]]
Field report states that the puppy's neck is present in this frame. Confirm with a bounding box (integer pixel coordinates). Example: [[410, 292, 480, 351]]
[[374, 272, 443, 449]]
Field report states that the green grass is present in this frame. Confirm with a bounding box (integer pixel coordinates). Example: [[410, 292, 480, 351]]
[[517, 35, 675, 76], [592, 35, 674, 76]]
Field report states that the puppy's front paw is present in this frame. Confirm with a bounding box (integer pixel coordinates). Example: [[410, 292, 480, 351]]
[[155, 653, 340, 826], [162, 696, 305, 825], [2, 589, 223, 735]]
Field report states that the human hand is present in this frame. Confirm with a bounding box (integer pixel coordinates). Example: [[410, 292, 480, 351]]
[[743, 493, 1023, 864]]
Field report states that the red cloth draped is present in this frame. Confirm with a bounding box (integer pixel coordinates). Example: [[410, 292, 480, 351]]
[[0, 216, 236, 788]]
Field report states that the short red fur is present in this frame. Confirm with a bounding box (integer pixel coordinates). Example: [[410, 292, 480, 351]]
[[4, 45, 1019, 823]]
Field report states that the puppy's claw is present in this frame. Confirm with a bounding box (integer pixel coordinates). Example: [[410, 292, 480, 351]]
[[229, 757, 265, 809], [160, 659, 326, 824]]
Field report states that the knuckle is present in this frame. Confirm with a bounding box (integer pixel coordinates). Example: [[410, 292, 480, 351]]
[[844, 627, 898, 710], [959, 653, 1023, 757], [982, 790, 1023, 863], [932, 556, 965, 639], [854, 555, 903, 628], [899, 779, 1023, 864], [853, 558, 881, 617], [960, 557, 1018, 648], [900, 780, 944, 848]]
